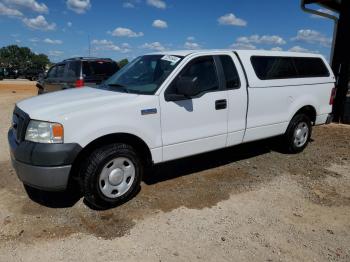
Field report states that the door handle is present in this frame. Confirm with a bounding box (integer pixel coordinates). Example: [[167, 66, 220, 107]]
[[215, 99, 227, 110]]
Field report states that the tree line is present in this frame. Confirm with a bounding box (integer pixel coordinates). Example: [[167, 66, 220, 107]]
[[0, 44, 129, 71], [0, 45, 51, 71]]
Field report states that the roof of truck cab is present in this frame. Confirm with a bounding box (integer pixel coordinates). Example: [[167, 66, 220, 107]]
[[148, 49, 326, 59]]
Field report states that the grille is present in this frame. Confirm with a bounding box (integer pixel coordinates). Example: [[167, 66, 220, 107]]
[[12, 106, 30, 143]]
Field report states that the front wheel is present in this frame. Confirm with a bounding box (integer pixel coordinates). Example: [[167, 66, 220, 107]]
[[81, 143, 143, 209], [284, 114, 312, 154]]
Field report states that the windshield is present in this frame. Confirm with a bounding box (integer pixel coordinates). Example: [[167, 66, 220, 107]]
[[102, 55, 183, 94]]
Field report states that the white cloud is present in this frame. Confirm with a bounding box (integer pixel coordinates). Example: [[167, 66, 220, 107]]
[[66, 0, 91, 14], [187, 36, 195, 41], [92, 39, 113, 45], [152, 19, 168, 29], [121, 43, 131, 53], [23, 15, 56, 31], [92, 39, 132, 53], [110, 27, 144, 37], [123, 0, 140, 8], [184, 41, 201, 50], [15, 39, 21, 43], [0, 3, 23, 17], [48, 50, 64, 57], [44, 38, 63, 44], [288, 45, 318, 53], [67, 21, 72, 27], [236, 35, 286, 45], [311, 8, 336, 18], [271, 47, 283, 51], [3, 0, 48, 13], [29, 37, 39, 42], [123, 2, 135, 8], [230, 42, 256, 50], [292, 29, 332, 47], [122, 43, 131, 48], [147, 0, 166, 9], [142, 42, 166, 51], [218, 13, 247, 27]]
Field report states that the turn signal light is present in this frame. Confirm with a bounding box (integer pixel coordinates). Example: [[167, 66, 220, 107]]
[[52, 124, 64, 139]]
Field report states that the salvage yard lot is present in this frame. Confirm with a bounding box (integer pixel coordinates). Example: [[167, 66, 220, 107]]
[[0, 80, 349, 261]]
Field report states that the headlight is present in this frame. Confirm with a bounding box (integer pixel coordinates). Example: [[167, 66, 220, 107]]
[[25, 120, 64, 144]]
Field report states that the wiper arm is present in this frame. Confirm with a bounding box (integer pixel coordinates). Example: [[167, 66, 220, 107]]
[[107, 83, 129, 93], [107, 83, 125, 87]]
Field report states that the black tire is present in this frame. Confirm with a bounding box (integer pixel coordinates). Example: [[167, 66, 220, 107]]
[[81, 143, 143, 210], [284, 114, 312, 154]]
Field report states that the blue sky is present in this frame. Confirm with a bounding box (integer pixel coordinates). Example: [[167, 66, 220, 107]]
[[0, 0, 336, 62]]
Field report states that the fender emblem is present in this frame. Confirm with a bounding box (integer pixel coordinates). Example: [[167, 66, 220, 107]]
[[141, 108, 157, 115]]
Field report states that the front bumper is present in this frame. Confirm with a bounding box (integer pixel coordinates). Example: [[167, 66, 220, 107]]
[[8, 128, 82, 191], [11, 157, 71, 191]]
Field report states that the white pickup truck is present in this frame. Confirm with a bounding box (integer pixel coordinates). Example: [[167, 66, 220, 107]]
[[8, 50, 335, 209]]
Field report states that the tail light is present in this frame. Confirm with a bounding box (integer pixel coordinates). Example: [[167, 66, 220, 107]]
[[75, 79, 84, 88], [329, 87, 336, 105]]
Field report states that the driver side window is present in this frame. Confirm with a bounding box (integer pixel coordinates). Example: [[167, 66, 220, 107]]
[[167, 56, 219, 96]]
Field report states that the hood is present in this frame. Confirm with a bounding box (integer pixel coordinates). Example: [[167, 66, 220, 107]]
[[17, 87, 139, 120]]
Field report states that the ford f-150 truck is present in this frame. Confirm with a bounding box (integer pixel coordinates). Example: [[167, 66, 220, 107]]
[[8, 50, 335, 209]]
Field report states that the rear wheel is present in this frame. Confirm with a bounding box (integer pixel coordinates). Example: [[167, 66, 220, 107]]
[[284, 114, 312, 153], [81, 143, 143, 209]]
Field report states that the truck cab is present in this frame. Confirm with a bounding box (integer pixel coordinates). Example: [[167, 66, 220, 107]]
[[8, 50, 335, 209]]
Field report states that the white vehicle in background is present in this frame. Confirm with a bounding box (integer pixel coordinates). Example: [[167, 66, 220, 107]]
[[8, 50, 335, 209]]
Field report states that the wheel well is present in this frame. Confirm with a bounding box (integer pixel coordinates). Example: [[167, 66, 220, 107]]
[[70, 133, 153, 181], [294, 106, 317, 124]]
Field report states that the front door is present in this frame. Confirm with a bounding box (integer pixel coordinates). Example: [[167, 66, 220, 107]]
[[159, 56, 228, 161]]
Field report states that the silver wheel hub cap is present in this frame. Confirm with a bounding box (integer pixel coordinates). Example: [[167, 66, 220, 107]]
[[293, 122, 309, 148], [99, 157, 135, 199]]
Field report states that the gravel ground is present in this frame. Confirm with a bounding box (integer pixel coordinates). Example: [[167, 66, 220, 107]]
[[0, 81, 349, 261]]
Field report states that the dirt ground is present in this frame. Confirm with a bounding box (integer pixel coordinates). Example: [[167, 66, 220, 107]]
[[0, 80, 349, 262]]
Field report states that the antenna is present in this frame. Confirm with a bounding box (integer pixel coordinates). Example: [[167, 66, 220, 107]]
[[88, 34, 91, 57]]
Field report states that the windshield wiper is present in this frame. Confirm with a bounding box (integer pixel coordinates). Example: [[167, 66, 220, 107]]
[[107, 83, 130, 93]]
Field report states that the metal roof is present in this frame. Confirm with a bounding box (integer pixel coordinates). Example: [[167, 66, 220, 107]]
[[62, 57, 114, 62], [303, 0, 342, 12]]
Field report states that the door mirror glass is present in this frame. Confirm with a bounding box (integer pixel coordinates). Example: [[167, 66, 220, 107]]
[[176, 76, 200, 97]]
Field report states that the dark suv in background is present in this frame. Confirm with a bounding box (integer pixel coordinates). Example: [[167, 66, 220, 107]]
[[37, 57, 119, 94], [0, 67, 19, 80]]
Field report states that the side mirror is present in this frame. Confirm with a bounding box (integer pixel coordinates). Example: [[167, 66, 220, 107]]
[[176, 77, 200, 97], [164, 76, 200, 102]]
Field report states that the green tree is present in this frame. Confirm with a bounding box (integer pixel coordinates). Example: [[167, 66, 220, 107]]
[[0, 45, 51, 71], [117, 58, 129, 68], [31, 53, 51, 70]]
